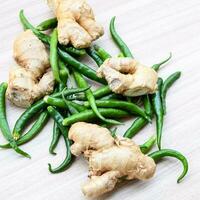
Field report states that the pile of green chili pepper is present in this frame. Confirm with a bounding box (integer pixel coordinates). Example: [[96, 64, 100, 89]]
[[0, 10, 188, 184]]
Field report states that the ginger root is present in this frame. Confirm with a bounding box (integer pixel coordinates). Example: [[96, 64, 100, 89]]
[[7, 30, 55, 108], [47, 0, 104, 48], [68, 122, 156, 198], [97, 57, 158, 97], [68, 122, 115, 157]]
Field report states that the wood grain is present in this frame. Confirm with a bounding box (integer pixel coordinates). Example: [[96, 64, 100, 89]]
[[0, 0, 200, 199]]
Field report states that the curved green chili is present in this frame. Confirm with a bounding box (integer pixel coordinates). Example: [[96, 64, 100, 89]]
[[37, 17, 57, 31], [73, 70, 121, 125], [84, 100, 151, 121], [152, 53, 172, 72], [100, 93, 124, 101], [19, 10, 86, 57], [63, 108, 129, 126], [47, 106, 73, 173], [123, 95, 153, 138], [151, 78, 164, 150], [86, 46, 103, 66], [13, 87, 89, 140], [59, 45, 86, 57], [58, 59, 69, 85], [0, 111, 49, 149], [44, 96, 87, 112], [93, 45, 111, 61], [70, 85, 112, 101], [110, 16, 133, 58], [48, 84, 64, 155], [0, 83, 30, 158], [49, 122, 61, 155], [162, 72, 181, 114], [140, 135, 156, 154], [149, 149, 189, 183], [58, 49, 106, 84], [50, 28, 61, 83]]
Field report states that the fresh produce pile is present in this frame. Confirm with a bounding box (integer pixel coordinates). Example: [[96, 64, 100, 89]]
[[0, 0, 188, 198]]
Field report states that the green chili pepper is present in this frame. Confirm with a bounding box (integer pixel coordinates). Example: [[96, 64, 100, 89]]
[[44, 96, 87, 112], [13, 87, 89, 140], [149, 149, 189, 183], [86, 46, 103, 66], [70, 85, 112, 101], [50, 28, 61, 83], [110, 16, 133, 58], [58, 59, 69, 85], [83, 100, 151, 121], [0, 83, 31, 158], [152, 53, 172, 71], [63, 108, 129, 126], [140, 135, 156, 154], [100, 93, 124, 101], [0, 111, 49, 149], [48, 84, 65, 155], [123, 95, 153, 138], [151, 78, 164, 150], [58, 49, 106, 84], [49, 121, 61, 155], [94, 44, 112, 61], [37, 17, 57, 31], [73, 70, 121, 125], [162, 72, 181, 114], [47, 106, 73, 173]]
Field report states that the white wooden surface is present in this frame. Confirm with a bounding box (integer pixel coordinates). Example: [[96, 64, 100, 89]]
[[0, 0, 200, 199]]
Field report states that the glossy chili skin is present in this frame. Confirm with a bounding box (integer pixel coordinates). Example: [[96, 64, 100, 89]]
[[49, 85, 63, 156], [0, 83, 30, 158], [37, 17, 57, 31], [151, 78, 164, 150], [0, 111, 49, 149], [162, 71, 181, 114], [58, 49, 106, 84], [140, 135, 156, 154], [94, 45, 112, 61], [86, 46, 104, 66], [58, 59, 69, 84], [73, 70, 121, 125], [123, 95, 153, 138], [70, 85, 112, 101], [149, 149, 189, 183], [152, 53, 172, 71], [110, 16, 133, 58], [83, 99, 150, 121], [49, 122, 61, 155], [47, 106, 73, 173], [62, 108, 129, 126], [44, 96, 87, 112], [50, 28, 61, 83], [13, 87, 89, 140]]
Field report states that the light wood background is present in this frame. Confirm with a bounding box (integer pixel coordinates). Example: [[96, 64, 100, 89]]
[[0, 0, 200, 199]]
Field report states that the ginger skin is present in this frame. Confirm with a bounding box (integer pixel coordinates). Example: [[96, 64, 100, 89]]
[[97, 58, 158, 97], [69, 122, 115, 157], [7, 30, 55, 108], [68, 122, 156, 198], [48, 0, 104, 48]]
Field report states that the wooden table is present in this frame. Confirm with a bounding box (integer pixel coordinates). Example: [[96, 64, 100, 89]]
[[0, 0, 199, 199]]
